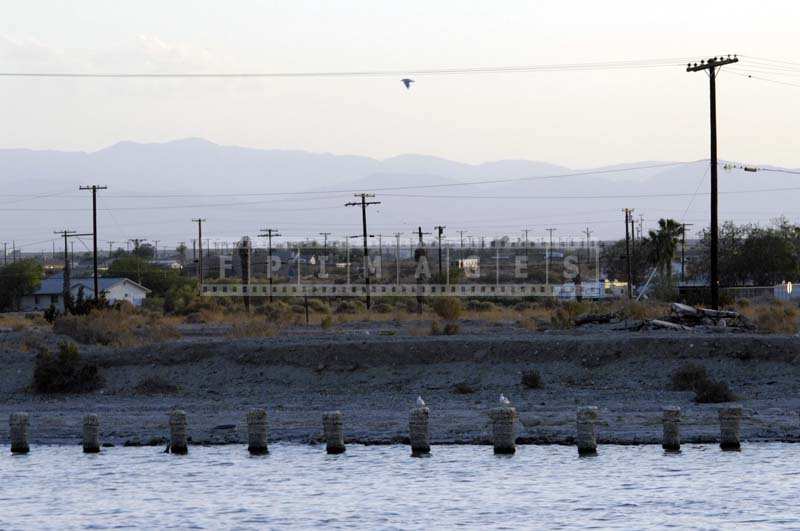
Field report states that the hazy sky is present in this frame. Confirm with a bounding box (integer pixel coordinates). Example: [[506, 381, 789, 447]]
[[1, 1, 799, 168]]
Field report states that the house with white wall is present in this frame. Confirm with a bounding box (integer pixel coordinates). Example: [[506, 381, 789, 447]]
[[20, 277, 151, 312]]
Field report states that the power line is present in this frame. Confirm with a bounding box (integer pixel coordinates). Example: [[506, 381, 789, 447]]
[[0, 161, 707, 212], [725, 70, 800, 89], [0, 57, 696, 79]]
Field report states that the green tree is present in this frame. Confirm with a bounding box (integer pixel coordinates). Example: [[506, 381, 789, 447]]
[[176, 243, 188, 266], [0, 259, 44, 310], [647, 219, 684, 286], [105, 255, 196, 303]]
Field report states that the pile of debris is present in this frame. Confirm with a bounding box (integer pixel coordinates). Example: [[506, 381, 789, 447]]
[[574, 303, 756, 333]]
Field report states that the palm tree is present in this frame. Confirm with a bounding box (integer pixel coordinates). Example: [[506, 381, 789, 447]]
[[647, 219, 684, 285]]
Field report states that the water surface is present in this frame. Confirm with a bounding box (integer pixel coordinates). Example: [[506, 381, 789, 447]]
[[1, 443, 798, 529]]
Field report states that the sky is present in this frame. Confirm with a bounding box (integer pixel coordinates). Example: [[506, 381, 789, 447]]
[[1, 0, 800, 168]]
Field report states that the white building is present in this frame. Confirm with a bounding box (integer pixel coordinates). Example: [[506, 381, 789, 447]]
[[20, 277, 151, 312]]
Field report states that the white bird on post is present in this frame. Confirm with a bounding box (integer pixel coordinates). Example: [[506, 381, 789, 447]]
[[416, 396, 426, 407], [499, 394, 511, 405]]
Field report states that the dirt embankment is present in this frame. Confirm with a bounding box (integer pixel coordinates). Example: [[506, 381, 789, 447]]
[[1, 331, 800, 447]]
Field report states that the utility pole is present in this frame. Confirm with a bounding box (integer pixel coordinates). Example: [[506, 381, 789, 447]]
[[688, 54, 738, 309], [258, 228, 281, 302], [637, 214, 644, 241], [153, 240, 160, 259], [107, 241, 115, 257], [457, 230, 467, 249], [319, 232, 331, 255], [55, 229, 91, 311], [2, 242, 6, 265], [623, 209, 634, 299], [394, 232, 402, 285], [79, 185, 107, 301], [375, 234, 384, 260], [345, 193, 381, 309], [416, 226, 431, 246], [681, 223, 694, 283], [545, 228, 556, 290], [192, 219, 206, 289], [522, 228, 531, 278], [583, 227, 593, 276], [434, 226, 446, 279]]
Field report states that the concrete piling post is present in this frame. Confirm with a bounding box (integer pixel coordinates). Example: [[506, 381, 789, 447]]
[[490, 406, 518, 455], [662, 406, 681, 452], [323, 411, 346, 454], [247, 408, 269, 455], [83, 414, 101, 453], [719, 405, 742, 451], [576, 406, 599, 456], [409, 405, 431, 457], [9, 412, 29, 455], [169, 410, 188, 455]]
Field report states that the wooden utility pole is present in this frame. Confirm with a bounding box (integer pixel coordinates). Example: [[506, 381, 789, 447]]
[[416, 226, 431, 246], [583, 227, 593, 276], [345, 193, 381, 309], [434, 226, 446, 278], [54, 229, 91, 312], [687, 55, 738, 309], [79, 185, 107, 301], [545, 227, 556, 289], [192, 219, 206, 289], [681, 223, 694, 283], [258, 228, 281, 302], [623, 209, 634, 299], [394, 232, 402, 285], [319, 232, 331, 255]]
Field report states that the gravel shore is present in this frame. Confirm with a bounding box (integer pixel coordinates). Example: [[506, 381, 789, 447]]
[[2, 325, 800, 447]]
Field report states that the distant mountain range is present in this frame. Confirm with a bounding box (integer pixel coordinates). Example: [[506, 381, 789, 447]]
[[1, 138, 797, 251]]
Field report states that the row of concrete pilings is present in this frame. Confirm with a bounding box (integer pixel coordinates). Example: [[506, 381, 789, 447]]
[[7, 405, 744, 456]]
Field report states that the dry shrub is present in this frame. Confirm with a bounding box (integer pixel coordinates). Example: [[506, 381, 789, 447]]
[[54, 309, 179, 347], [320, 314, 333, 329], [550, 308, 574, 330], [670, 363, 735, 403], [0, 314, 36, 331], [466, 300, 497, 312], [432, 297, 462, 320], [335, 300, 366, 314], [521, 369, 543, 389], [452, 381, 477, 395], [671, 363, 710, 391], [373, 302, 393, 314], [753, 302, 798, 334], [133, 375, 179, 395], [443, 322, 460, 335], [694, 380, 736, 403], [227, 317, 278, 338], [307, 298, 331, 313], [262, 301, 292, 321], [33, 341, 103, 394], [397, 299, 419, 313], [430, 320, 460, 336]]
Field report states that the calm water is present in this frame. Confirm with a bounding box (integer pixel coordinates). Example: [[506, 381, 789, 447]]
[[1, 443, 798, 529]]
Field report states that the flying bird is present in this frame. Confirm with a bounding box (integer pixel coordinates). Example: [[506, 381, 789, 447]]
[[499, 394, 511, 405], [417, 396, 426, 407], [401, 78, 415, 89]]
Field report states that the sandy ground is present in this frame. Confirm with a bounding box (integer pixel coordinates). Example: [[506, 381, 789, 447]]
[[1, 321, 800, 448]]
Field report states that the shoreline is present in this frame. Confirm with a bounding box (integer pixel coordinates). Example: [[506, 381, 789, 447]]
[[2, 330, 800, 447]]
